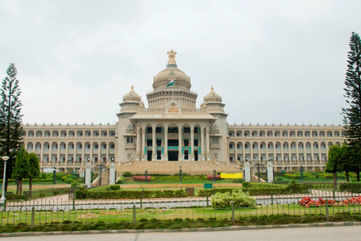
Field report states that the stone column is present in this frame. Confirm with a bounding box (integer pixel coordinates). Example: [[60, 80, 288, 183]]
[[164, 124, 168, 161], [152, 125, 156, 161], [235, 142, 238, 163], [142, 126, 146, 161], [109, 162, 115, 185], [267, 160, 274, 183], [199, 127, 203, 161], [136, 126, 141, 160], [190, 125, 194, 161], [206, 126, 210, 161], [244, 160, 251, 182], [85, 161, 91, 188], [178, 125, 183, 161]]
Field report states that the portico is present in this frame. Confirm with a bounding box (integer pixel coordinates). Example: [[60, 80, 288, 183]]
[[131, 113, 215, 162]]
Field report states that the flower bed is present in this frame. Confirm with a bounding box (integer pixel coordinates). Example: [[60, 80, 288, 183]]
[[206, 175, 221, 180], [299, 196, 361, 207], [132, 176, 152, 181]]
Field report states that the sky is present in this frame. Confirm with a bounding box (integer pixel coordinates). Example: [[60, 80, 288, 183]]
[[1, 0, 360, 125]]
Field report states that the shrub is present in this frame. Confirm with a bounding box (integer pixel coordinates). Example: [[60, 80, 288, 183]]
[[211, 190, 256, 209], [198, 188, 236, 197], [339, 183, 361, 193], [109, 185, 120, 191], [206, 175, 221, 180], [123, 171, 133, 177]]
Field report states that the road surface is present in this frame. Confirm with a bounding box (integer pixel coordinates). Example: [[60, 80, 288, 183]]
[[1, 226, 360, 241]]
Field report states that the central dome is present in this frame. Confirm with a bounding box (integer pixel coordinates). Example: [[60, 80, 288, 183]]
[[152, 50, 191, 91]]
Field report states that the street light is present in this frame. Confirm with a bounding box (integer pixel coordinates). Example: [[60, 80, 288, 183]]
[[1, 156, 9, 203]]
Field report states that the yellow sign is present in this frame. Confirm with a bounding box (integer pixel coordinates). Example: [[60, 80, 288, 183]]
[[220, 172, 243, 179]]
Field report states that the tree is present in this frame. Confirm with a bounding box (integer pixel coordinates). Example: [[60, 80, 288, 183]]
[[0, 63, 23, 192], [27, 152, 40, 197], [343, 32, 361, 178], [326, 144, 347, 191], [12, 147, 28, 195]]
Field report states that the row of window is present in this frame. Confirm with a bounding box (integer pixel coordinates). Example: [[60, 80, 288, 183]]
[[25, 129, 116, 137], [230, 153, 327, 161], [26, 142, 116, 152], [228, 130, 343, 137], [229, 141, 341, 150], [39, 154, 115, 162]]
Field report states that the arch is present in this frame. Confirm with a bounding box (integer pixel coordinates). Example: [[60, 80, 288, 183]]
[[298, 142, 304, 150], [60, 130, 67, 137], [313, 142, 319, 149], [52, 130, 59, 137], [320, 142, 326, 150], [327, 131, 333, 137], [76, 142, 83, 152], [237, 142, 243, 151], [267, 142, 274, 150], [275, 142, 281, 151], [93, 130, 99, 136], [236, 130, 242, 137], [328, 142, 333, 147], [267, 130, 273, 137], [101, 130, 108, 137], [297, 130, 303, 137], [260, 142, 266, 151], [319, 131, 325, 137], [36, 130, 42, 137], [27, 142, 33, 151], [68, 130, 75, 137], [312, 131, 318, 137], [85, 142, 91, 153], [68, 142, 74, 151], [35, 142, 41, 152], [274, 130, 280, 137], [283, 142, 289, 150], [77, 130, 83, 137], [51, 142, 58, 151], [110, 130, 116, 136], [85, 130, 91, 136], [251, 130, 258, 137], [228, 130, 234, 136], [290, 142, 296, 150], [60, 142, 66, 151], [289, 130, 296, 137], [28, 130, 34, 137], [244, 142, 250, 151], [306, 142, 311, 150], [252, 142, 258, 150], [282, 130, 288, 137], [44, 130, 51, 137], [334, 131, 340, 137], [244, 130, 250, 137], [43, 142, 50, 152], [93, 142, 99, 152], [259, 130, 265, 137], [305, 131, 311, 137], [109, 142, 115, 153]]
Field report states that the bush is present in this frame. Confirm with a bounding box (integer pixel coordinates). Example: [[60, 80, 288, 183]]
[[339, 183, 361, 193], [206, 175, 221, 180], [198, 188, 236, 197], [123, 172, 133, 177], [76, 189, 188, 199], [211, 190, 256, 209], [109, 185, 120, 191]]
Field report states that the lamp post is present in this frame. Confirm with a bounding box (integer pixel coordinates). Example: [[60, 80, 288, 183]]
[[53, 166, 57, 184], [1, 156, 9, 204], [257, 159, 261, 183]]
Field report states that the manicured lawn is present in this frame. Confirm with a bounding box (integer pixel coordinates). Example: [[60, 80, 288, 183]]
[[122, 175, 239, 184], [1, 204, 360, 225]]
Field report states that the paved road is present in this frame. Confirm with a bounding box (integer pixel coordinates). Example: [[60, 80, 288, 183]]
[[1, 226, 360, 241]]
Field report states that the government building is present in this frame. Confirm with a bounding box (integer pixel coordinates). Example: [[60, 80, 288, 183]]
[[22, 51, 345, 176]]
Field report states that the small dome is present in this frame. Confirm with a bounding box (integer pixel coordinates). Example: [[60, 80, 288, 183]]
[[204, 86, 222, 103], [123, 85, 141, 102], [153, 50, 191, 90]]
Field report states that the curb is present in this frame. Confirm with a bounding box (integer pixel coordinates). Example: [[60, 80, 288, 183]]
[[0, 222, 360, 237]]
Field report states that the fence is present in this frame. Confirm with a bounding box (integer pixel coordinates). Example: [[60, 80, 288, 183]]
[[1, 194, 361, 226]]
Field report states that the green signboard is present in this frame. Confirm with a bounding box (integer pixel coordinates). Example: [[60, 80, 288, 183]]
[[204, 183, 213, 189]]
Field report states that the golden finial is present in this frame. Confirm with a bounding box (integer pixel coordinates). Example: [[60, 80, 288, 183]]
[[167, 50, 177, 65]]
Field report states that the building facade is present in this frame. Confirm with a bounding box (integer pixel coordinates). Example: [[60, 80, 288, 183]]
[[23, 51, 345, 175]]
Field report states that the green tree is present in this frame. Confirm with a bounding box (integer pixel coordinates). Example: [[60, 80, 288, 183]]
[[12, 147, 29, 195], [346, 143, 361, 181], [326, 145, 347, 190], [27, 152, 40, 197], [343, 32, 361, 178], [0, 63, 24, 192]]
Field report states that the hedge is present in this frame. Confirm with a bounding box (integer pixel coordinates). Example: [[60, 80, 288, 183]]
[[76, 189, 188, 199], [339, 183, 361, 193]]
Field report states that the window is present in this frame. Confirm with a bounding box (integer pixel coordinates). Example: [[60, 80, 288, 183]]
[[126, 136, 133, 144]]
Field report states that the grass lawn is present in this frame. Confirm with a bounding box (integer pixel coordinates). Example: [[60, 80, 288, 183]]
[[1, 204, 360, 225], [6, 183, 70, 193]]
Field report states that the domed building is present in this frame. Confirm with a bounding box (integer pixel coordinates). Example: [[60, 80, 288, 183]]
[[22, 50, 345, 178]]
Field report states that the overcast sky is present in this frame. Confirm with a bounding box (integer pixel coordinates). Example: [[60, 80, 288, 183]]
[[1, 0, 360, 125]]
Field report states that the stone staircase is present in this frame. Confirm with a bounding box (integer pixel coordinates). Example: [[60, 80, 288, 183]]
[[116, 160, 240, 175]]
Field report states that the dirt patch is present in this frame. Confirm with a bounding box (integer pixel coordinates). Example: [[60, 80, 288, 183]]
[[78, 213, 99, 219]]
